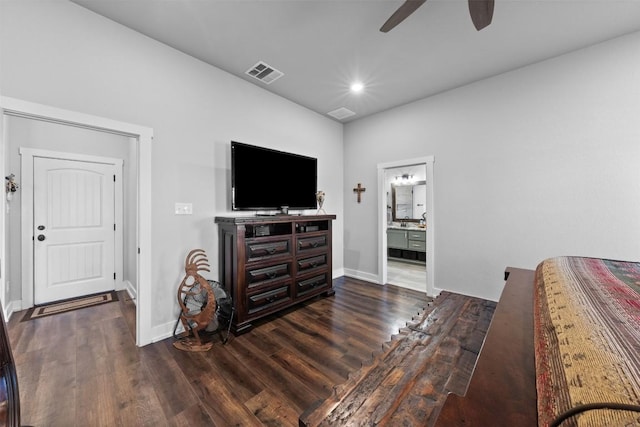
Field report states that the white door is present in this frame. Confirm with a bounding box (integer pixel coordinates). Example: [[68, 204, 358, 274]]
[[33, 157, 116, 304]]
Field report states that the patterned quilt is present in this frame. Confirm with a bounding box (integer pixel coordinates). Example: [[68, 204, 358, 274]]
[[534, 256, 640, 426]]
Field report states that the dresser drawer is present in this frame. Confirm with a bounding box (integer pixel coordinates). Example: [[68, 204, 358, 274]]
[[297, 234, 328, 253], [297, 273, 329, 297], [246, 262, 291, 288], [297, 254, 327, 273], [248, 284, 291, 314], [408, 240, 426, 252], [408, 231, 425, 241], [245, 238, 291, 263]]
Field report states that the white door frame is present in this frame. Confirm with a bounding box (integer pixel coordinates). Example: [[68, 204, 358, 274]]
[[377, 156, 435, 297], [0, 106, 6, 316], [23, 149, 123, 304], [0, 96, 154, 347]]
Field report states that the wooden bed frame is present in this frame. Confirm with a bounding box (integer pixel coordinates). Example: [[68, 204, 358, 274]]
[[434, 267, 538, 426]]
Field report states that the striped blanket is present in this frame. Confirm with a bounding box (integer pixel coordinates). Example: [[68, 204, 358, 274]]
[[534, 257, 640, 426]]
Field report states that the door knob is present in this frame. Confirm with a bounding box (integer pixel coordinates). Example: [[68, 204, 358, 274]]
[[37, 235, 45, 241]]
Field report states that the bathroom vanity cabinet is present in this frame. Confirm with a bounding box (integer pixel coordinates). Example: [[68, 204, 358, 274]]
[[387, 227, 426, 263]]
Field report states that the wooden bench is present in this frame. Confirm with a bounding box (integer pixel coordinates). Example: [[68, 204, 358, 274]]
[[434, 267, 537, 426]]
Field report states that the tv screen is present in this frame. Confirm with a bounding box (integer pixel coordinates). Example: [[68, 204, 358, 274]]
[[231, 141, 318, 211]]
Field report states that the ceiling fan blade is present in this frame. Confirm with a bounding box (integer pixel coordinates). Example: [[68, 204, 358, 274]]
[[468, 0, 494, 31], [380, 0, 428, 33]]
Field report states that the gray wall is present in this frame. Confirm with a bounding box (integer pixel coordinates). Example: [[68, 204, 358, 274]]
[[0, 1, 344, 335], [344, 31, 640, 301]]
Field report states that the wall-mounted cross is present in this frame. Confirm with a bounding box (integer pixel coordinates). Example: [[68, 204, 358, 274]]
[[353, 183, 366, 203]]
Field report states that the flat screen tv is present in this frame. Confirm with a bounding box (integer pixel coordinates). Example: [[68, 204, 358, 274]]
[[231, 141, 317, 212]]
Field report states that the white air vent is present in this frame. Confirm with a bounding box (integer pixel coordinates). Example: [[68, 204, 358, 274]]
[[327, 107, 356, 121], [245, 61, 284, 84]]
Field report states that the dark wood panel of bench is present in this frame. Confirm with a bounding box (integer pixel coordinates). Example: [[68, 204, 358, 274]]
[[299, 291, 496, 426], [434, 267, 537, 426]]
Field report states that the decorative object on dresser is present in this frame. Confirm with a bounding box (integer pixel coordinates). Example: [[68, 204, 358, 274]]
[[316, 190, 326, 215], [215, 215, 336, 334], [173, 249, 234, 351]]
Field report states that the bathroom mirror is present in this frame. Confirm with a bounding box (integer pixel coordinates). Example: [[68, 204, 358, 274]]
[[391, 181, 426, 223]]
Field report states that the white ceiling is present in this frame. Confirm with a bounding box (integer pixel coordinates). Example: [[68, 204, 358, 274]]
[[71, 0, 640, 122]]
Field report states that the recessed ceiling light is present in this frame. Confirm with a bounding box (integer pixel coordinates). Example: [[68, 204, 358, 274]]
[[350, 82, 364, 93]]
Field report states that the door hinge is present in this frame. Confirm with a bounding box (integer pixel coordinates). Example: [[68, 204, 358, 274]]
[[138, 247, 141, 254], [113, 175, 116, 182], [114, 223, 116, 231], [114, 273, 116, 280]]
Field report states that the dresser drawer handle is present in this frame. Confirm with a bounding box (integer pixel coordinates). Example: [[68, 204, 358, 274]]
[[299, 275, 325, 289], [248, 241, 288, 258], [266, 271, 277, 279], [299, 237, 325, 250]]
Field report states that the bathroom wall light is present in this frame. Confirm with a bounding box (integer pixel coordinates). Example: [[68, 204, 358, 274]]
[[395, 173, 413, 183]]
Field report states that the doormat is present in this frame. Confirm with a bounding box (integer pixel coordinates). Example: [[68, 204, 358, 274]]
[[21, 291, 119, 322]]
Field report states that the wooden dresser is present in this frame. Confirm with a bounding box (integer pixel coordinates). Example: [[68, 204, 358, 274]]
[[215, 215, 336, 334]]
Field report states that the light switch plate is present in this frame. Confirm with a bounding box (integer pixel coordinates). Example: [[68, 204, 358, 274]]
[[175, 203, 193, 215]]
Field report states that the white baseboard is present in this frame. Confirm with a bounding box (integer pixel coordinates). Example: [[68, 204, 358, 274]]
[[343, 269, 444, 297], [151, 317, 183, 343], [123, 280, 137, 305], [343, 268, 382, 284], [4, 299, 23, 322]]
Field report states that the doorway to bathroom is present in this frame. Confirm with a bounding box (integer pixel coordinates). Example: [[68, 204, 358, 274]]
[[377, 157, 435, 296]]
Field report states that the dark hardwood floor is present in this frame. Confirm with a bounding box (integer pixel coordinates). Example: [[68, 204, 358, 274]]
[[8, 277, 492, 426], [300, 291, 496, 426]]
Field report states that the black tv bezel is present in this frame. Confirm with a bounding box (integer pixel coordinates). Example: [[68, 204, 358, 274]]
[[231, 141, 318, 211]]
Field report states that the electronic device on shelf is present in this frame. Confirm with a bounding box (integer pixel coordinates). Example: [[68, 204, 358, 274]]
[[231, 141, 317, 214]]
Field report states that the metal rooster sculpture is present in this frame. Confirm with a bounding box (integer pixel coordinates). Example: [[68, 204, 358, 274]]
[[173, 249, 217, 352]]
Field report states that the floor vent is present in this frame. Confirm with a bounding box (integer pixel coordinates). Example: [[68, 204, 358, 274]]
[[245, 61, 284, 84], [327, 107, 356, 121]]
